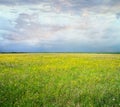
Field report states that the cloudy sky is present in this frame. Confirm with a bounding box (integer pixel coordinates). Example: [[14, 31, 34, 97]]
[[0, 0, 120, 52]]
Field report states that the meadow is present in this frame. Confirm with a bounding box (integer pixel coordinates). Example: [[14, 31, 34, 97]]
[[0, 53, 120, 107]]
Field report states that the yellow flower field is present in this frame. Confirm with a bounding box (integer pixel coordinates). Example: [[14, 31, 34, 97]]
[[0, 53, 120, 107]]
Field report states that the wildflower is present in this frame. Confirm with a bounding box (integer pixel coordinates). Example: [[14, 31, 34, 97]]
[[112, 98, 115, 101]]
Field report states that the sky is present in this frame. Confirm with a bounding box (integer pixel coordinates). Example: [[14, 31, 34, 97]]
[[0, 0, 120, 52]]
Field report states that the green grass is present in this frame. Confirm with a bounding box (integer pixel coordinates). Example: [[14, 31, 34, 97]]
[[0, 53, 120, 107]]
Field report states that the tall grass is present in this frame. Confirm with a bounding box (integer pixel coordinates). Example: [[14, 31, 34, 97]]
[[0, 54, 120, 107]]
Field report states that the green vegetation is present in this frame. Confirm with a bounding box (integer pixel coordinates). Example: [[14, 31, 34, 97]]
[[0, 53, 120, 107]]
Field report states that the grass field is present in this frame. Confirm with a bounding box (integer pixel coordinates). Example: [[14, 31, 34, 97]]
[[0, 53, 120, 107]]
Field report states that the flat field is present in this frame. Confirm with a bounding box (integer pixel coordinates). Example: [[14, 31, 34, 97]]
[[0, 53, 120, 107]]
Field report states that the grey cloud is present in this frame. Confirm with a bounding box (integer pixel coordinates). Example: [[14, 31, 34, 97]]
[[0, 0, 118, 5], [1, 12, 67, 43], [108, 0, 120, 5], [116, 13, 120, 19], [0, 0, 120, 16], [0, 0, 46, 5], [0, 1, 120, 52], [0, 0, 120, 10]]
